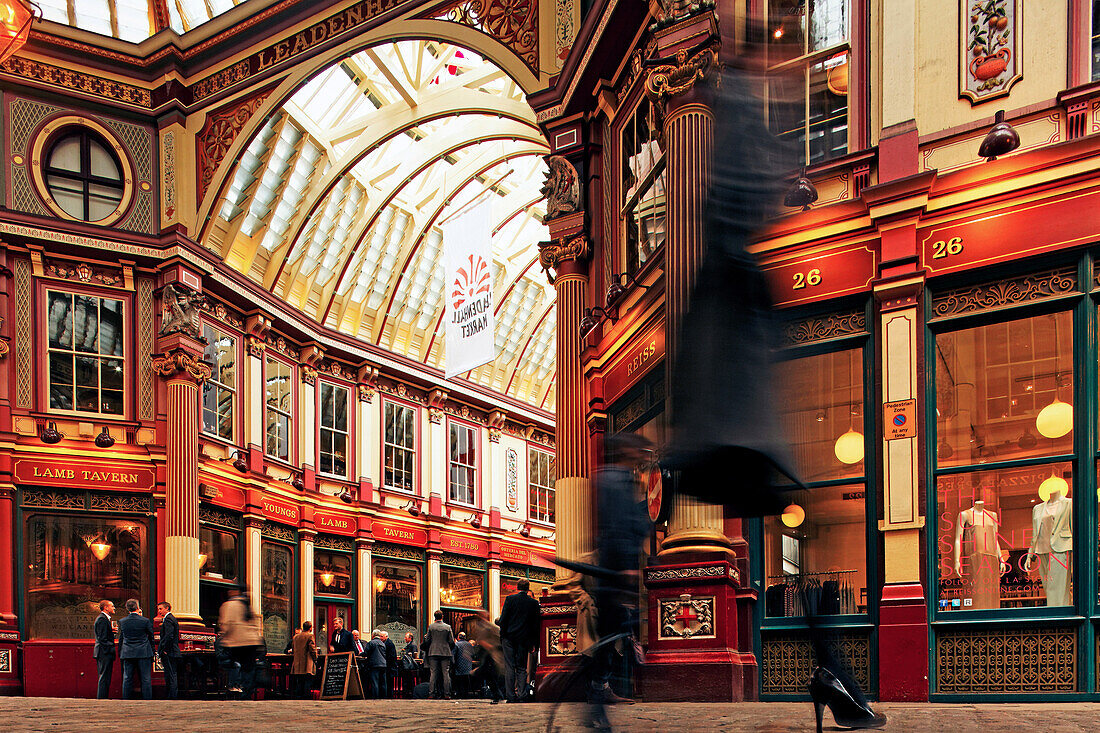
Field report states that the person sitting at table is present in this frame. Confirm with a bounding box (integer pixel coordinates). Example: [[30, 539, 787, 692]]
[[291, 621, 318, 699]]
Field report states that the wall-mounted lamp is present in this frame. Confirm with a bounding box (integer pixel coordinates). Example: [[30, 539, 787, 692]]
[[198, 552, 209, 569], [291, 472, 305, 491], [517, 523, 531, 538], [606, 272, 653, 307], [338, 487, 355, 504], [95, 427, 115, 448], [580, 306, 617, 339], [40, 421, 63, 444], [221, 450, 249, 473], [319, 569, 335, 588], [403, 500, 421, 517], [0, 0, 36, 65], [467, 513, 482, 529], [784, 171, 818, 211], [978, 110, 1020, 162]]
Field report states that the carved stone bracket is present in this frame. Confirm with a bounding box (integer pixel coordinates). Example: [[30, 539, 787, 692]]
[[645, 45, 718, 105], [428, 388, 448, 424], [246, 335, 266, 358], [152, 349, 211, 384], [488, 409, 506, 443], [300, 365, 317, 386], [159, 283, 204, 341], [541, 155, 581, 221], [537, 234, 590, 283], [358, 365, 380, 402]]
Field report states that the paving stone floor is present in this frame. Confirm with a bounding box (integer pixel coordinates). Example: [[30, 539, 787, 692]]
[[2, 699, 1100, 732]]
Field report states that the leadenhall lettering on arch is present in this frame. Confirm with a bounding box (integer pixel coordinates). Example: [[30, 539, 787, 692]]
[[256, 0, 406, 72], [452, 294, 492, 337]]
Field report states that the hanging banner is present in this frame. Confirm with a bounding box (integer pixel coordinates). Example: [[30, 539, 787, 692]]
[[443, 202, 496, 378]]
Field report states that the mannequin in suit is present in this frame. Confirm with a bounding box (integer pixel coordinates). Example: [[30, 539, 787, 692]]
[[953, 499, 1004, 609], [1025, 488, 1073, 606]]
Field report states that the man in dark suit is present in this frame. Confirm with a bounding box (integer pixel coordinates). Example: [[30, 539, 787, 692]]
[[424, 610, 456, 699], [497, 579, 541, 702], [380, 630, 398, 699], [93, 599, 116, 699], [330, 616, 353, 654], [156, 601, 181, 699], [118, 598, 155, 699]]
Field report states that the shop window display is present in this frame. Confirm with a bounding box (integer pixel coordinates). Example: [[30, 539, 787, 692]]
[[374, 563, 420, 640], [936, 464, 1073, 610], [199, 526, 238, 582], [934, 311, 1075, 611], [314, 550, 352, 596], [763, 347, 868, 617], [262, 542, 292, 651], [24, 514, 148, 640], [439, 567, 484, 609]]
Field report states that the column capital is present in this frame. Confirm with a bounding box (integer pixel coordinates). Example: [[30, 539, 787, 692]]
[[538, 234, 590, 284], [152, 347, 211, 384]]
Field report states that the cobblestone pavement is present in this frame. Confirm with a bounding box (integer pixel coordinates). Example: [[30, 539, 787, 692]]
[[3, 699, 1100, 732]]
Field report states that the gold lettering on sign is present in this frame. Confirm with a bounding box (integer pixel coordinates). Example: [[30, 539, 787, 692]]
[[255, 0, 398, 72], [626, 340, 657, 378], [383, 527, 414, 539], [33, 466, 75, 479], [792, 269, 822, 290], [931, 236, 964, 260]]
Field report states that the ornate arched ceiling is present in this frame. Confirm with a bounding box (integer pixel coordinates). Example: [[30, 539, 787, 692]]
[[205, 40, 556, 410]]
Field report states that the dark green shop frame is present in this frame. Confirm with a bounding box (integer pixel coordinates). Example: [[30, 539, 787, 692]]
[[753, 296, 881, 701], [923, 249, 1100, 700]]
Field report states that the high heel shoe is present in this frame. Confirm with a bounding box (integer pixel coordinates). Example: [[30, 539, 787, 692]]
[[808, 667, 886, 732]]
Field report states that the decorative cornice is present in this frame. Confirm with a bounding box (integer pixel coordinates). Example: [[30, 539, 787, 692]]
[[152, 349, 211, 384], [782, 311, 867, 347], [246, 335, 266, 358], [931, 268, 1077, 319], [300, 365, 318, 386]]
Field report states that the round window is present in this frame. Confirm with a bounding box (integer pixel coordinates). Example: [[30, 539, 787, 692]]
[[43, 129, 126, 222]]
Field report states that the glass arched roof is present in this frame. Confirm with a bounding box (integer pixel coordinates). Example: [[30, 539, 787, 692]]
[[36, 0, 251, 42], [207, 41, 556, 409]]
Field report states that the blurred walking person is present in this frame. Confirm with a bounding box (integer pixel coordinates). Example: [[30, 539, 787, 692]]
[[218, 584, 262, 698]]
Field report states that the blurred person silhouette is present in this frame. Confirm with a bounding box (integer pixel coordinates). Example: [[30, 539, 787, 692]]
[[217, 584, 262, 698], [660, 24, 884, 733]]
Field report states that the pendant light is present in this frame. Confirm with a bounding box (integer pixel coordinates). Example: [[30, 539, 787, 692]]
[[1036, 314, 1073, 439], [781, 503, 805, 528], [0, 0, 35, 65], [835, 349, 864, 465], [1038, 469, 1068, 502], [90, 540, 112, 560]]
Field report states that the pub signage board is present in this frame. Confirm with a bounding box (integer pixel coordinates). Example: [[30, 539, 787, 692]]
[[261, 496, 299, 525], [314, 509, 356, 536], [320, 652, 363, 700], [498, 544, 531, 565], [603, 323, 665, 405], [918, 187, 1100, 277], [371, 520, 428, 547], [13, 455, 156, 491], [761, 241, 877, 308], [440, 532, 488, 557]]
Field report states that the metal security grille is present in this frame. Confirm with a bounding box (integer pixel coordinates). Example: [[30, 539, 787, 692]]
[[936, 627, 1076, 693], [760, 631, 871, 695]]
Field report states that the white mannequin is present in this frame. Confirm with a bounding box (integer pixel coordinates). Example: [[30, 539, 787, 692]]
[[953, 499, 1003, 609], [1024, 488, 1072, 606]]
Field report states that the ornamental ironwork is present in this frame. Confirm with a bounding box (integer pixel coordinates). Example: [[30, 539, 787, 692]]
[[936, 626, 1075, 693], [199, 506, 243, 531], [261, 522, 297, 543], [782, 311, 867, 346], [441, 553, 486, 570], [374, 543, 425, 562], [315, 534, 355, 552], [761, 631, 871, 695], [932, 268, 1077, 318], [22, 489, 84, 509], [540, 604, 578, 615], [531, 568, 555, 584], [89, 493, 151, 513], [646, 565, 725, 582], [501, 563, 528, 578], [428, 0, 538, 72]]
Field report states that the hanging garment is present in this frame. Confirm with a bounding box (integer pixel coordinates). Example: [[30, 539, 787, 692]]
[[960, 508, 1001, 610]]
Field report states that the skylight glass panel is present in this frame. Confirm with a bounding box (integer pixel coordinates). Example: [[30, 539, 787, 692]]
[[72, 0, 114, 38], [116, 0, 154, 41]]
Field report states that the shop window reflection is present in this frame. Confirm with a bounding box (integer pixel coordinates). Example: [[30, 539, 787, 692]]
[[440, 568, 484, 609], [314, 551, 352, 596], [262, 542, 292, 652], [374, 563, 420, 641], [936, 312, 1073, 467], [24, 514, 147, 640], [936, 464, 1073, 610], [199, 527, 238, 582]]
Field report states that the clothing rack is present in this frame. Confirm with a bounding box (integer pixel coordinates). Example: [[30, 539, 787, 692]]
[[765, 570, 859, 617]]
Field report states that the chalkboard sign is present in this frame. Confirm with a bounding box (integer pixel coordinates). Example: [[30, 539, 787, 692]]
[[320, 653, 363, 700]]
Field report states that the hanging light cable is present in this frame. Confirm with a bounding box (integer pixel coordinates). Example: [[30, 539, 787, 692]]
[[1036, 313, 1073, 439], [835, 349, 864, 465]]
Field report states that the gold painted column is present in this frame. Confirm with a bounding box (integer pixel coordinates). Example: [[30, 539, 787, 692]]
[[647, 45, 732, 557], [539, 234, 593, 586], [153, 343, 211, 625]]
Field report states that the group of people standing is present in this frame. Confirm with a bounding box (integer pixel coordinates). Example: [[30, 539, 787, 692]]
[[92, 598, 181, 700]]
